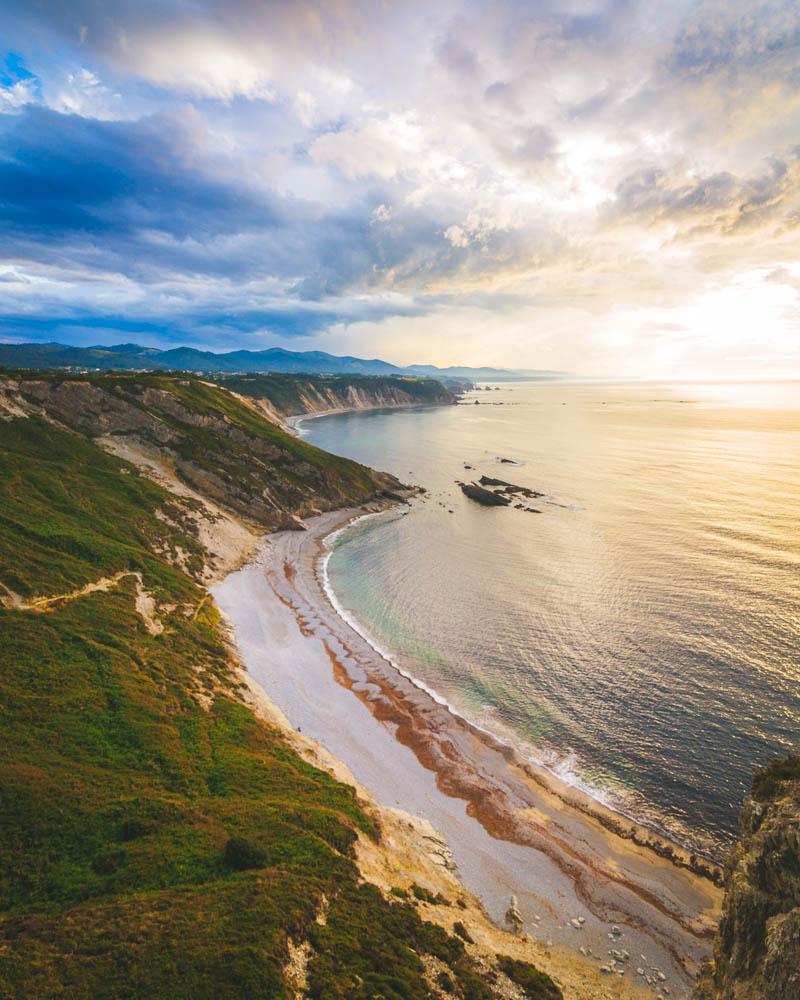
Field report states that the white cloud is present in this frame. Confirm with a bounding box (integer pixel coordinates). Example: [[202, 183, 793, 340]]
[[370, 203, 393, 224], [0, 79, 37, 113], [120, 31, 277, 102], [444, 225, 469, 248], [309, 113, 427, 180]]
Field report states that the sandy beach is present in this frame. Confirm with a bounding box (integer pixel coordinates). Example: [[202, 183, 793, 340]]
[[284, 402, 449, 437], [213, 503, 722, 999]]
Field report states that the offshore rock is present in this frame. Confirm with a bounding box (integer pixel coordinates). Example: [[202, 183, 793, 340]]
[[478, 475, 544, 499], [459, 482, 512, 506]]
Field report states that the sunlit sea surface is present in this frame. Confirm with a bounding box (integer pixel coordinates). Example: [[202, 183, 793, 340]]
[[302, 381, 800, 859]]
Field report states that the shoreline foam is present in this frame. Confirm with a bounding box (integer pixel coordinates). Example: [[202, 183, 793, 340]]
[[214, 505, 723, 997], [320, 506, 723, 869], [285, 401, 448, 437], [221, 621, 659, 1000], [320, 510, 461, 711]]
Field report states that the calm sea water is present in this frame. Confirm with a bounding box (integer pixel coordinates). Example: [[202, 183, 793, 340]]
[[303, 381, 800, 858]]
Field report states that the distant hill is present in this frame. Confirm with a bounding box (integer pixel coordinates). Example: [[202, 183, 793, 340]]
[[0, 341, 563, 382]]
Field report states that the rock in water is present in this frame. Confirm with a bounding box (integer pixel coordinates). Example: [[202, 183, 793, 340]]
[[459, 482, 512, 506], [478, 475, 544, 499], [479, 475, 517, 488]]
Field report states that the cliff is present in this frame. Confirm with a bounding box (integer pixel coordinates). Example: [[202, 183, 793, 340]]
[[694, 758, 800, 1000], [0, 370, 560, 1000], [210, 372, 457, 421], [1, 371, 410, 582]]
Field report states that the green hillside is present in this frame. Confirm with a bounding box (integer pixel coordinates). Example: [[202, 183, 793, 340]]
[[0, 373, 558, 999]]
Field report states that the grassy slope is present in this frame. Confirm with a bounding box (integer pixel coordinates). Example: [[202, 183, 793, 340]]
[[211, 372, 453, 416], [0, 415, 207, 597], [0, 390, 558, 999], [7, 371, 398, 533]]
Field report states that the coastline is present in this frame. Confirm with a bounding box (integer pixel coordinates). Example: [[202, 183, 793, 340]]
[[283, 401, 451, 436], [216, 575, 651, 1000], [284, 410, 326, 435], [213, 503, 723, 998], [317, 512, 722, 879]]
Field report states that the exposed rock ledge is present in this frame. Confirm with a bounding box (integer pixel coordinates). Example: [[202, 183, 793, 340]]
[[694, 759, 800, 1000]]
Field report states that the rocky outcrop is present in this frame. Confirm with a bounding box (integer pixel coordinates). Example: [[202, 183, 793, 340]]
[[478, 476, 544, 501], [459, 481, 512, 506], [694, 758, 800, 1000]]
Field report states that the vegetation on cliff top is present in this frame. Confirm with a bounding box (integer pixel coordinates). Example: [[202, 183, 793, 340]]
[[694, 757, 799, 1000], [751, 755, 800, 802], [0, 375, 559, 999], [210, 371, 455, 416]]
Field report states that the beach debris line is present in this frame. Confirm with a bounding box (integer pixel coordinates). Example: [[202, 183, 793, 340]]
[[601, 925, 672, 994]]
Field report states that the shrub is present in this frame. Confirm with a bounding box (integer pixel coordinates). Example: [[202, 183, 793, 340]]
[[496, 956, 562, 1000], [91, 849, 127, 876], [410, 883, 448, 905], [751, 756, 800, 801], [453, 921, 474, 943], [223, 837, 267, 871], [119, 818, 154, 841], [437, 971, 455, 992]]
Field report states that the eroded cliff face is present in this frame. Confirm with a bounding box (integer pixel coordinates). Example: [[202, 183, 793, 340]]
[[695, 761, 800, 1000], [209, 372, 457, 420], [293, 380, 444, 415]]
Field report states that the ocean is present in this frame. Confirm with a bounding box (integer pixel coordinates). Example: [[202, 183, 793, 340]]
[[301, 380, 800, 859]]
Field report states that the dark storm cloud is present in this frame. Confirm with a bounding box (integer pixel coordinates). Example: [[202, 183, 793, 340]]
[[0, 106, 281, 243], [0, 104, 449, 298]]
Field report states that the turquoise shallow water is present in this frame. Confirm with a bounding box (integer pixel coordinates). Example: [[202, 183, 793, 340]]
[[303, 381, 800, 859]]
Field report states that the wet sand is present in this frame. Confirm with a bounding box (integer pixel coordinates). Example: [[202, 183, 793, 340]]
[[213, 504, 722, 998]]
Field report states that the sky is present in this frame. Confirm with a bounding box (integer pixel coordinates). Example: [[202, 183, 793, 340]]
[[1, 1, 799, 377]]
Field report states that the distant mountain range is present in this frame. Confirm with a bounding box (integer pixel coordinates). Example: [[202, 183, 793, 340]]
[[0, 342, 564, 382]]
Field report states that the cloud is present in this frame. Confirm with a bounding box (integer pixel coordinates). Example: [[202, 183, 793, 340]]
[[611, 153, 800, 237], [0, 52, 40, 112], [309, 114, 427, 181], [0, 79, 36, 111], [0, 0, 799, 374], [0, 102, 453, 342], [0, 106, 283, 259]]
